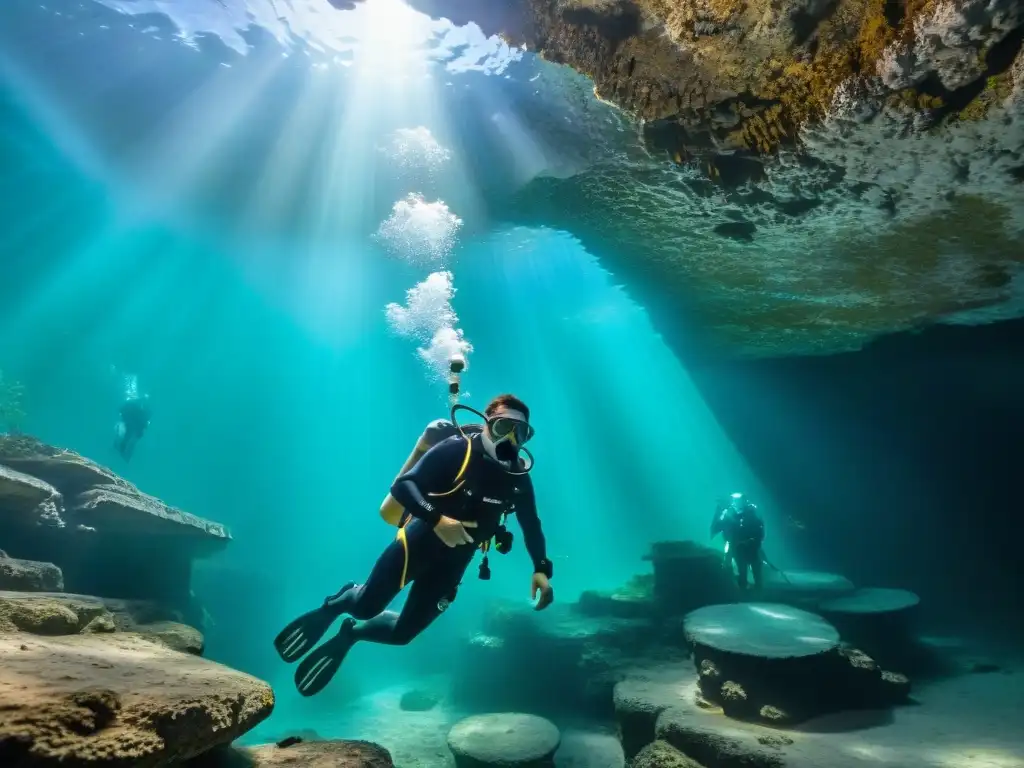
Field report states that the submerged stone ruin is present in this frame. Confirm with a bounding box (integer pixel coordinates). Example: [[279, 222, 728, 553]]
[[449, 538, 961, 767], [0, 435, 403, 767], [0, 435, 228, 621]]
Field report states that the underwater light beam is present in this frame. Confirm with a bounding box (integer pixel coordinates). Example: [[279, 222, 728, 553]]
[[114, 50, 285, 219]]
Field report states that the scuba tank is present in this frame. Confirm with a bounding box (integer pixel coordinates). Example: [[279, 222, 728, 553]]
[[379, 354, 472, 526]]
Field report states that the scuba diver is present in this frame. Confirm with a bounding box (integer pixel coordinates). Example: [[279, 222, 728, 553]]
[[114, 394, 151, 462], [274, 391, 554, 697], [711, 492, 766, 591]]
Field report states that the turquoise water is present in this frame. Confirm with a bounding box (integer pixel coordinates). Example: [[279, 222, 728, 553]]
[[1, 0, 792, 743]]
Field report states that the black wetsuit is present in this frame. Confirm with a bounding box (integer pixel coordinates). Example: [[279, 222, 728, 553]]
[[116, 398, 150, 461], [329, 431, 549, 646], [712, 503, 765, 590]]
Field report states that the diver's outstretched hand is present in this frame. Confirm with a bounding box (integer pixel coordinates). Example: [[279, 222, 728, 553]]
[[433, 516, 477, 547], [531, 573, 554, 611]]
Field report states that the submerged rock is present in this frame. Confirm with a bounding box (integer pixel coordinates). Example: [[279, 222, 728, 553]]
[[70, 484, 229, 546], [818, 587, 921, 669], [0, 436, 228, 612], [398, 688, 441, 712], [0, 464, 65, 528], [684, 604, 910, 724], [644, 540, 737, 615], [762, 570, 855, 607], [683, 603, 840, 660], [0, 591, 201, 653], [447, 713, 560, 767], [0, 632, 273, 765], [0, 556, 63, 592], [577, 574, 656, 619], [630, 740, 705, 768], [191, 739, 395, 767]]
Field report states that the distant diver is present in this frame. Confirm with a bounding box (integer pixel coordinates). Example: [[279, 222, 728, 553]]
[[711, 492, 766, 591], [274, 392, 554, 697], [114, 394, 151, 462]]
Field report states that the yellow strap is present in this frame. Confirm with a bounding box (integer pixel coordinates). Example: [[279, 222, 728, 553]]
[[397, 523, 410, 589], [428, 438, 473, 498]]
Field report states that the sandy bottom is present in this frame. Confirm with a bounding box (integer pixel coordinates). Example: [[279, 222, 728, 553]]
[[249, 676, 625, 768], [247, 663, 1022, 768], [795, 668, 1024, 768]]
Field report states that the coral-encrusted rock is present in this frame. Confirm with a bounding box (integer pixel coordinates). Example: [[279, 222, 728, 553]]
[[0, 632, 274, 766], [0, 556, 64, 592], [447, 713, 560, 768], [190, 739, 395, 767], [683, 603, 900, 724], [630, 740, 705, 768]]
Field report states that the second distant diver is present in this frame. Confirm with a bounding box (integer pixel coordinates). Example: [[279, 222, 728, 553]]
[[114, 394, 151, 462], [274, 393, 554, 697], [711, 492, 766, 591]]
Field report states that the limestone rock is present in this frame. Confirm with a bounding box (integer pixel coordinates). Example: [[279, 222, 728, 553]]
[[613, 662, 694, 759], [0, 436, 228, 548], [0, 557, 64, 592], [134, 621, 205, 656], [0, 591, 192, 646], [0, 436, 124, 496], [630, 740, 705, 768], [70, 484, 229, 548], [447, 713, 560, 767], [0, 463, 65, 528], [191, 739, 394, 767], [0, 632, 274, 766]]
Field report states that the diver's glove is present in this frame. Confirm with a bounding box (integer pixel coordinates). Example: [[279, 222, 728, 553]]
[[531, 572, 554, 612], [434, 516, 478, 547]]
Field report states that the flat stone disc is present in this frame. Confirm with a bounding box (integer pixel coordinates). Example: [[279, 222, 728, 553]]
[[766, 570, 855, 595], [684, 603, 839, 659], [818, 588, 920, 615], [448, 713, 560, 764]]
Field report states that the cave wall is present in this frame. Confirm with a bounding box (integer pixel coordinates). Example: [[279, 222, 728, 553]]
[[686, 318, 1024, 641]]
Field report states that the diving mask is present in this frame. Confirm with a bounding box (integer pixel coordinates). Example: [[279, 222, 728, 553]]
[[450, 403, 535, 475], [488, 414, 534, 447]]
